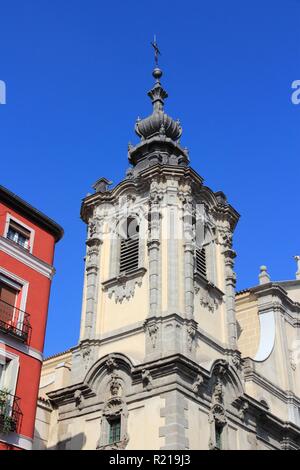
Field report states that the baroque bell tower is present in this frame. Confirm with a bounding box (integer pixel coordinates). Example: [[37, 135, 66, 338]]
[[53, 50, 243, 450]]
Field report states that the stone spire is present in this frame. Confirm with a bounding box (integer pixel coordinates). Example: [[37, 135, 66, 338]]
[[135, 67, 182, 142], [127, 43, 189, 175]]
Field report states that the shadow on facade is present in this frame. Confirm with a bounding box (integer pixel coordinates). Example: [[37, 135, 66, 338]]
[[53, 433, 87, 450], [34, 430, 87, 450]]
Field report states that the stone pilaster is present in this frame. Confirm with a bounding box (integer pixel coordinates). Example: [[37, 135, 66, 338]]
[[182, 193, 195, 320], [223, 246, 237, 349], [147, 190, 162, 317], [83, 219, 102, 340], [166, 182, 180, 312], [160, 391, 189, 450]]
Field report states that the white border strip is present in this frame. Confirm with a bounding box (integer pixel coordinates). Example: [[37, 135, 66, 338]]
[[0, 433, 33, 450], [0, 237, 55, 279], [0, 332, 43, 362], [0, 266, 29, 312], [3, 214, 35, 255]]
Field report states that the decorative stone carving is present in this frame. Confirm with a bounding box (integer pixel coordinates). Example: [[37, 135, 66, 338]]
[[213, 361, 229, 378], [217, 227, 233, 249], [109, 374, 122, 397], [74, 390, 85, 411], [146, 320, 159, 349], [88, 215, 102, 239], [208, 375, 227, 450], [192, 374, 204, 395], [102, 268, 146, 303], [102, 395, 122, 418], [223, 245, 238, 349], [238, 402, 249, 420], [186, 322, 197, 351], [199, 287, 218, 312], [232, 396, 249, 421], [82, 345, 92, 371], [212, 379, 223, 406], [194, 278, 223, 313], [97, 394, 129, 451], [89, 221, 97, 238], [272, 300, 283, 312], [106, 355, 117, 373], [149, 189, 164, 205], [209, 403, 227, 426], [230, 351, 242, 369], [141, 369, 153, 391], [98, 437, 129, 451]]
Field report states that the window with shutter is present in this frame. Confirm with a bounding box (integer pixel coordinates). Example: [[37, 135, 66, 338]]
[[0, 282, 17, 325], [119, 218, 139, 274], [195, 246, 207, 278]]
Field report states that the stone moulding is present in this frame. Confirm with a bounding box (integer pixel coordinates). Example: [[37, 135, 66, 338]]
[[102, 267, 147, 303]]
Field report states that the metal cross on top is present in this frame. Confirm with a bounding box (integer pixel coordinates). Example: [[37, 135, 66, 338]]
[[151, 35, 161, 66]]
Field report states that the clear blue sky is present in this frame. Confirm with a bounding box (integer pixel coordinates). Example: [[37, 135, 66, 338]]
[[1, 0, 300, 357]]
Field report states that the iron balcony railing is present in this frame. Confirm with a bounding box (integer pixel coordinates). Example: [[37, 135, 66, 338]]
[[0, 299, 31, 344], [0, 390, 22, 434]]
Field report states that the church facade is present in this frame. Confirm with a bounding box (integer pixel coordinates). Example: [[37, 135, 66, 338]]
[[33, 65, 300, 450]]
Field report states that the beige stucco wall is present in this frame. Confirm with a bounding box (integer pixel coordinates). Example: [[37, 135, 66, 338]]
[[95, 331, 145, 364], [194, 297, 226, 344], [188, 401, 210, 450], [127, 397, 165, 450], [33, 401, 52, 450], [100, 282, 148, 333], [35, 394, 166, 450], [39, 352, 72, 399]]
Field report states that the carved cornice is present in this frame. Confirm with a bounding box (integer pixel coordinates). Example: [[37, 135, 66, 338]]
[[144, 318, 160, 349], [250, 283, 300, 319]]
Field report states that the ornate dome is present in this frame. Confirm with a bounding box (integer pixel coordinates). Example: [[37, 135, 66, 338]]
[[135, 68, 182, 142]]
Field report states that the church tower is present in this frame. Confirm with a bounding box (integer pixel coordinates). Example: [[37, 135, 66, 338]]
[[34, 47, 300, 452], [62, 57, 243, 449]]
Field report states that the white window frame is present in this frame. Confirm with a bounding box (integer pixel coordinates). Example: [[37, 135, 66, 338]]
[[0, 268, 29, 331], [0, 345, 19, 399], [109, 213, 145, 278], [3, 214, 35, 254]]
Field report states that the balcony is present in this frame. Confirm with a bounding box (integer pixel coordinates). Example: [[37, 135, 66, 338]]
[[0, 390, 22, 435], [0, 300, 31, 344]]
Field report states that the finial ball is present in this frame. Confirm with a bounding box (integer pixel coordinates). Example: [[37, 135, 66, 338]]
[[153, 67, 163, 80]]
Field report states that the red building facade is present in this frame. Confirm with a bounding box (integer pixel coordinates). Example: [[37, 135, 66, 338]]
[[0, 186, 63, 450]]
